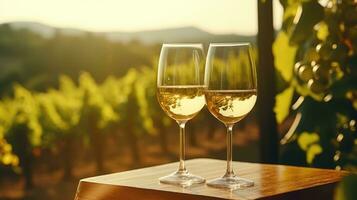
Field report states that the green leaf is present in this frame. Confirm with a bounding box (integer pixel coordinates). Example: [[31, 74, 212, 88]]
[[306, 144, 322, 164], [274, 86, 294, 123], [273, 32, 298, 81], [297, 131, 319, 151], [297, 132, 322, 164]]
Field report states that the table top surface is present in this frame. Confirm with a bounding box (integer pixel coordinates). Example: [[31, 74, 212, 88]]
[[75, 158, 348, 200]]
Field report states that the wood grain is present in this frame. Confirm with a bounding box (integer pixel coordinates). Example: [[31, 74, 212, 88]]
[[74, 158, 348, 200]]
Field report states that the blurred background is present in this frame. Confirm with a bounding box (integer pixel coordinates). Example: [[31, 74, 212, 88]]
[[0, 0, 356, 199]]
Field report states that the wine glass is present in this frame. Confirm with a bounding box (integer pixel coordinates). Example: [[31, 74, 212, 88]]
[[204, 43, 257, 189], [157, 43, 206, 186]]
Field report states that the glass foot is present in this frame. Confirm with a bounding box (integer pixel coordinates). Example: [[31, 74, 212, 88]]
[[207, 175, 254, 189], [159, 170, 205, 187]]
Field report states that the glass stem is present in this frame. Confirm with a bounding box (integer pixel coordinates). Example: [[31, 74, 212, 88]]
[[225, 124, 234, 177], [177, 121, 187, 173]]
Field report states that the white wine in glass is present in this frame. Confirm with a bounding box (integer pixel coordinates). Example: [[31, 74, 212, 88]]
[[204, 43, 257, 189], [157, 86, 205, 121], [157, 43, 206, 186], [205, 90, 257, 124]]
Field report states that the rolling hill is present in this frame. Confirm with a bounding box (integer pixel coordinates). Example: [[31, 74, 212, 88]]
[[6, 21, 255, 44]]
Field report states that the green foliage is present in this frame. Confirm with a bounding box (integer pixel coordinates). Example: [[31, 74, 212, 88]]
[[79, 72, 118, 130], [0, 99, 19, 167], [0, 66, 166, 170], [273, 32, 298, 81], [134, 67, 157, 135], [297, 132, 322, 164], [275, 86, 294, 124], [275, 0, 357, 169], [11, 85, 42, 147], [0, 138, 19, 167]]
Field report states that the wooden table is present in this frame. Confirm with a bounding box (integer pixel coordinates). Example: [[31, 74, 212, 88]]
[[74, 158, 347, 200]]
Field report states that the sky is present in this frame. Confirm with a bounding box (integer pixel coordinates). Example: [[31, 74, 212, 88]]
[[0, 0, 283, 35]]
